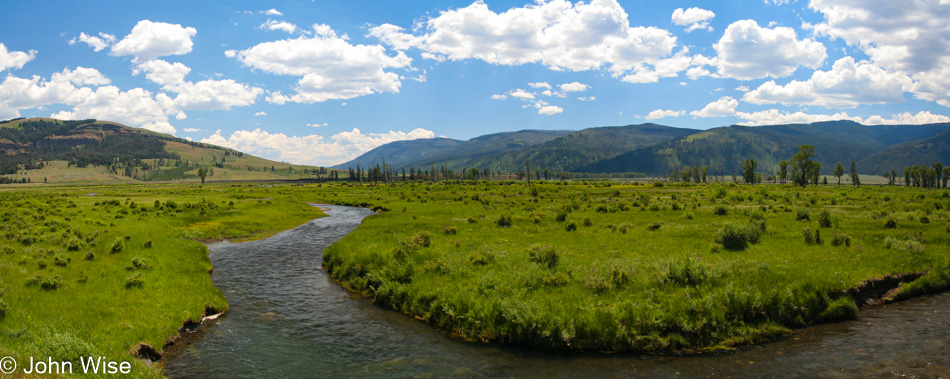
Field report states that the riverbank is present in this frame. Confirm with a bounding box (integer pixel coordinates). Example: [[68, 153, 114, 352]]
[[0, 183, 325, 377]]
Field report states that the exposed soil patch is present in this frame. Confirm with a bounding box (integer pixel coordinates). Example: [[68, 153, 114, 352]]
[[838, 272, 927, 307]]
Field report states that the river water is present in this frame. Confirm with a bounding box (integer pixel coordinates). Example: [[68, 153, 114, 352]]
[[164, 205, 950, 378]]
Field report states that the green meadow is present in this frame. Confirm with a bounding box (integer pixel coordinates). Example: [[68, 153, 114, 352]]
[[0, 183, 324, 377], [317, 181, 950, 352], [0, 180, 949, 376]]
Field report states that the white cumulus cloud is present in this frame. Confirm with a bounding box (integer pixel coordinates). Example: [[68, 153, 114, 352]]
[[260, 19, 297, 34], [714, 19, 826, 80], [69, 32, 117, 52], [742, 57, 913, 108], [646, 109, 685, 120], [671, 7, 715, 32], [369, 0, 686, 80], [0, 43, 36, 72], [111, 20, 198, 62], [559, 82, 589, 92], [232, 24, 412, 103], [200, 127, 436, 166], [254, 111, 267, 116]]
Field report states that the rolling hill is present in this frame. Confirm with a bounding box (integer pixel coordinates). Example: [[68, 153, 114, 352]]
[[0, 117, 335, 184], [580, 121, 950, 175], [857, 129, 950, 174]]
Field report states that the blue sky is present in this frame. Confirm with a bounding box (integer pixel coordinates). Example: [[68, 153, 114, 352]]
[[1, 0, 949, 166]]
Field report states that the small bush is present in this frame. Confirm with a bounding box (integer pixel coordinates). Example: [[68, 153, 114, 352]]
[[442, 226, 457, 235], [817, 209, 833, 228], [803, 227, 822, 245], [37, 260, 48, 269], [467, 217, 477, 224], [710, 243, 723, 253], [528, 245, 558, 269], [41, 276, 63, 290], [125, 273, 144, 289], [411, 231, 431, 247], [496, 214, 513, 227], [884, 236, 924, 254], [920, 216, 930, 224], [540, 272, 570, 286], [610, 268, 630, 287], [883, 218, 898, 228], [583, 218, 592, 227], [714, 205, 728, 216], [585, 275, 612, 293], [1, 246, 14, 255], [143, 240, 154, 248], [84, 251, 95, 261], [131, 257, 148, 270], [819, 297, 858, 321], [647, 222, 661, 231], [555, 211, 569, 222], [54, 254, 70, 267], [831, 233, 851, 247], [714, 223, 758, 251], [0, 299, 7, 320], [565, 221, 577, 231], [796, 209, 811, 221], [110, 237, 125, 254], [468, 252, 494, 265], [665, 257, 707, 286], [66, 238, 84, 251]]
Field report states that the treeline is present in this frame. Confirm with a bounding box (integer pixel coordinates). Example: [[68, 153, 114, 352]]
[[900, 163, 949, 188]]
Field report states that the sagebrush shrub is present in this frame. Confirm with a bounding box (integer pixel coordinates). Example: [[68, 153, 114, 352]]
[[528, 245, 558, 268]]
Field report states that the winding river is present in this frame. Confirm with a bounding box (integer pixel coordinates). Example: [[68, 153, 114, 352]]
[[164, 205, 950, 378]]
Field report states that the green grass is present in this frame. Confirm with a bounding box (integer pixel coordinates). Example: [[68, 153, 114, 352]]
[[312, 181, 950, 353], [0, 183, 324, 377], [1, 179, 948, 377]]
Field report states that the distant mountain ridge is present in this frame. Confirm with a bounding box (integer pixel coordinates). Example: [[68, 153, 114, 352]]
[[337, 120, 950, 176]]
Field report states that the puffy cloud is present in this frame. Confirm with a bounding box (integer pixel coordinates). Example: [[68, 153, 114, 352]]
[[807, 1, 950, 106], [232, 24, 411, 103], [49, 86, 174, 132], [111, 20, 197, 62], [133, 59, 190, 87], [168, 79, 263, 111], [175, 111, 187, 120], [528, 82, 552, 89], [369, 0, 683, 79], [51, 66, 110, 86], [200, 127, 436, 166], [689, 96, 739, 118], [254, 111, 267, 116], [183, 128, 201, 133], [307, 122, 327, 127], [689, 97, 949, 126], [559, 82, 589, 92], [263, 8, 283, 16], [490, 94, 507, 100], [862, 111, 950, 125], [713, 19, 826, 80], [645, 109, 685, 120], [69, 32, 116, 52], [261, 19, 297, 34], [0, 43, 36, 72], [0, 67, 110, 113], [509, 89, 535, 99], [133, 59, 262, 111], [807, 0, 950, 74], [910, 62, 950, 106], [671, 7, 715, 32], [537, 104, 563, 115], [742, 57, 913, 108]]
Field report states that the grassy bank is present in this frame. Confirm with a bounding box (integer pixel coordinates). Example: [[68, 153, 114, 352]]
[[315, 181, 950, 352], [0, 183, 324, 377]]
